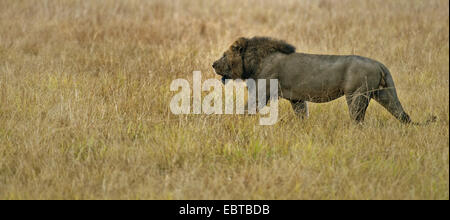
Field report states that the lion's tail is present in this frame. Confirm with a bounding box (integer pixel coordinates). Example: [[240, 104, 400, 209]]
[[375, 63, 437, 125]]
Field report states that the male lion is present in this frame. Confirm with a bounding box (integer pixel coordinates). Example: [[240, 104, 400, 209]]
[[212, 36, 435, 124]]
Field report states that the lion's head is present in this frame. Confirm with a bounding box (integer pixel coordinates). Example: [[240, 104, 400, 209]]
[[212, 36, 296, 82]]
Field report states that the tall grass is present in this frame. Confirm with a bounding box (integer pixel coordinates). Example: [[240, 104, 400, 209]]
[[0, 0, 448, 199]]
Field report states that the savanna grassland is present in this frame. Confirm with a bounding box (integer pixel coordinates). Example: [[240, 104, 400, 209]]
[[0, 0, 448, 199]]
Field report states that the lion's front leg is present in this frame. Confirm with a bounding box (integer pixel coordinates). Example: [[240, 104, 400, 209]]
[[290, 100, 309, 119], [345, 92, 371, 123], [245, 78, 272, 114], [244, 95, 270, 114]]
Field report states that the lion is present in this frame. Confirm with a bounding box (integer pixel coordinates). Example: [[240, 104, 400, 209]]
[[212, 36, 436, 124]]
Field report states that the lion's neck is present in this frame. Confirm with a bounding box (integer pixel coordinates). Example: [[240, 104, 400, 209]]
[[245, 52, 288, 79]]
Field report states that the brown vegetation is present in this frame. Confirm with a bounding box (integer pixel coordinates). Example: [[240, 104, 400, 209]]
[[0, 0, 448, 199]]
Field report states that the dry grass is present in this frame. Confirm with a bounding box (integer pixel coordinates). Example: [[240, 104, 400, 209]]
[[0, 0, 448, 200]]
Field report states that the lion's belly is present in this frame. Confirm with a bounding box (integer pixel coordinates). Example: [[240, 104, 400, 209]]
[[280, 86, 344, 103], [279, 74, 345, 103]]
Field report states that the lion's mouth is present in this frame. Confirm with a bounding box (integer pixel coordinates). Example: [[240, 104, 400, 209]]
[[213, 68, 231, 84], [221, 75, 231, 84]]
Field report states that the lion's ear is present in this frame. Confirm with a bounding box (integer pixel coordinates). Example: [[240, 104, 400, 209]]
[[231, 37, 248, 54], [228, 38, 248, 78]]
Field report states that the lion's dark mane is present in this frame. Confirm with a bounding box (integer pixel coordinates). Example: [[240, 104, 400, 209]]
[[242, 37, 296, 78]]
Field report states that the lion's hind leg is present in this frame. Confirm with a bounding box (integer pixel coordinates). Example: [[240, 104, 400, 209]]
[[345, 92, 371, 123]]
